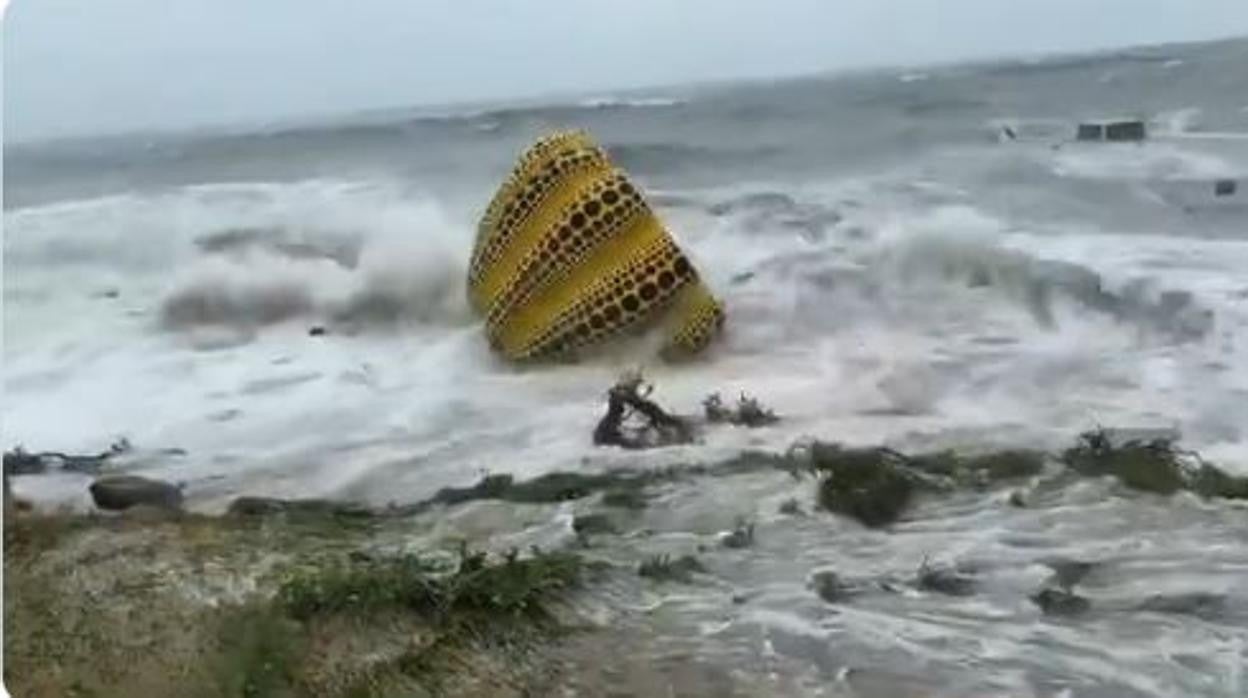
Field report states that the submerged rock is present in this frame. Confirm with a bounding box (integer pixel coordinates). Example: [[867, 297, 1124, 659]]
[[638, 554, 706, 583], [718, 520, 755, 549], [89, 476, 183, 512], [1137, 592, 1226, 620], [1189, 464, 1248, 500], [571, 513, 617, 537], [916, 561, 976, 597], [431, 473, 518, 506], [1031, 588, 1091, 617], [778, 498, 804, 516], [812, 445, 914, 528], [810, 570, 856, 604], [226, 496, 373, 519], [1040, 558, 1098, 591], [600, 486, 649, 510], [1062, 431, 1187, 495]]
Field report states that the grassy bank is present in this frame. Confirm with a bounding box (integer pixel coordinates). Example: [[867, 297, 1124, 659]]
[[3, 509, 586, 698]]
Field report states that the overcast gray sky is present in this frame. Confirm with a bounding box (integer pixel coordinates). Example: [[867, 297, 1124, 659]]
[[5, 0, 1248, 142]]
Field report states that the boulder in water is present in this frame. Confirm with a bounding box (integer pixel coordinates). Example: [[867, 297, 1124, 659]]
[[916, 561, 976, 597], [812, 445, 914, 528], [89, 475, 183, 511], [1031, 588, 1091, 617], [810, 570, 856, 603]]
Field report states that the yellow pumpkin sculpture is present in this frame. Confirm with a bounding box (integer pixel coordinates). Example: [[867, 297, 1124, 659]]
[[467, 130, 724, 361]]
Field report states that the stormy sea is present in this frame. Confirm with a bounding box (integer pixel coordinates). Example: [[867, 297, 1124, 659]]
[[5, 37, 1248, 697]]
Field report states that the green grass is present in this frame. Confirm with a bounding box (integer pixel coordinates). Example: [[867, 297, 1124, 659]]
[[211, 602, 307, 698], [278, 547, 583, 624]]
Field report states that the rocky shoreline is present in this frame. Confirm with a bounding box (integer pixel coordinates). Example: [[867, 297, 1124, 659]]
[[6, 419, 1248, 696]]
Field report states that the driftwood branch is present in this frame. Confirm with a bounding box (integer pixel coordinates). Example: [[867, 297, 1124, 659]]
[[3, 439, 134, 476], [593, 373, 694, 450]]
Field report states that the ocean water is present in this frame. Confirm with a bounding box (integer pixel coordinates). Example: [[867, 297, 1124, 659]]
[[6, 37, 1248, 697]]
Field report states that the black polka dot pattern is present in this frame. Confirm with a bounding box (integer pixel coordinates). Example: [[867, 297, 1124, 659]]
[[469, 131, 607, 300], [483, 171, 647, 335], [518, 235, 702, 359]]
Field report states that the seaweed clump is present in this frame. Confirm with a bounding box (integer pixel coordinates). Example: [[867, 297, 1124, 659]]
[[1061, 429, 1248, 498], [906, 448, 1047, 485], [808, 444, 915, 528], [428, 472, 627, 508], [800, 441, 1049, 527]]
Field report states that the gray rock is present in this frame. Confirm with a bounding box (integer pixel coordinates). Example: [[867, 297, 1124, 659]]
[[90, 476, 184, 511], [917, 563, 976, 597], [1137, 592, 1226, 620], [1031, 588, 1091, 617], [719, 524, 755, 549], [1041, 558, 1098, 590], [810, 570, 855, 604], [778, 498, 804, 516], [226, 496, 372, 518], [572, 513, 617, 536]]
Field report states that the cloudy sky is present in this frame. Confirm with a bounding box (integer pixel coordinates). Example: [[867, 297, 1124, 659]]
[[5, 0, 1248, 142]]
